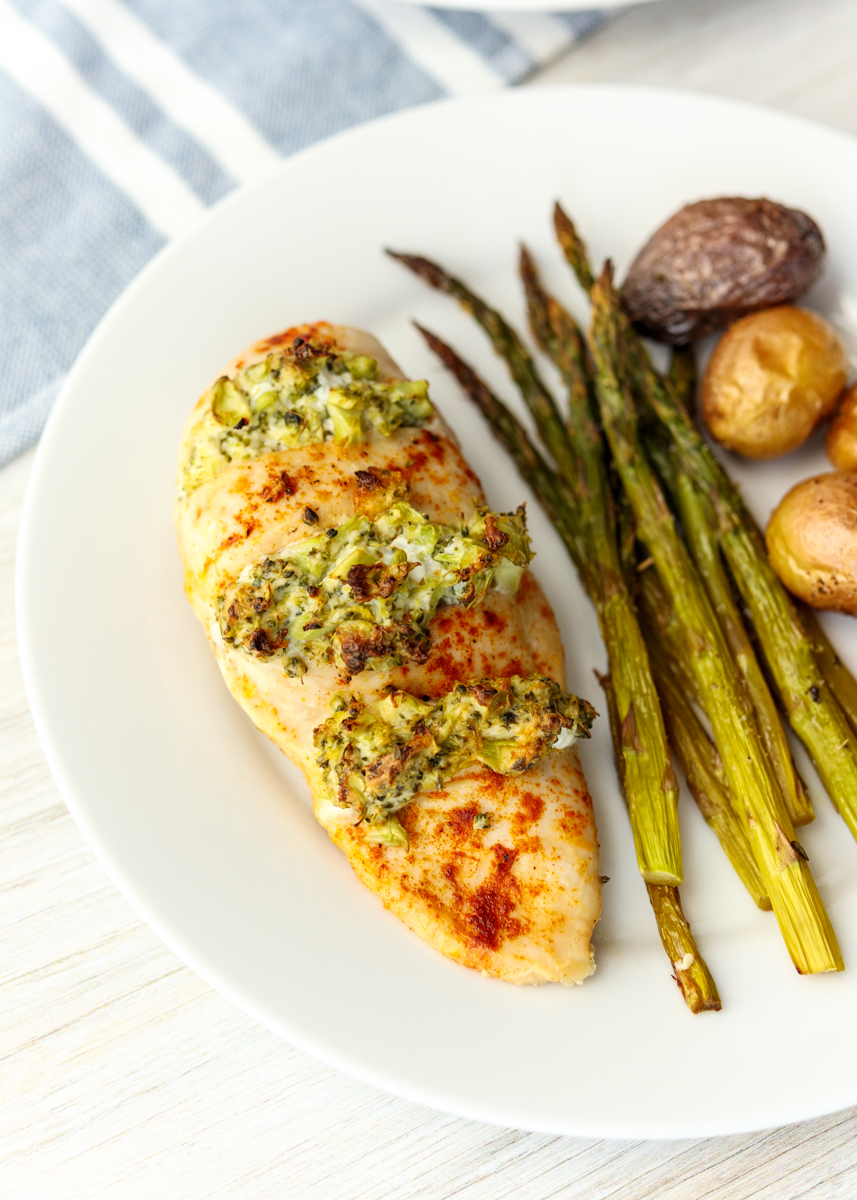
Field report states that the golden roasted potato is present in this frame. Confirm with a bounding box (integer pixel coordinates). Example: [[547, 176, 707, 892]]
[[766, 471, 857, 614], [826, 382, 857, 471], [701, 306, 848, 459], [622, 197, 825, 344]]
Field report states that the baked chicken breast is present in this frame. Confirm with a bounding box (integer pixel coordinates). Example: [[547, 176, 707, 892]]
[[176, 322, 601, 985]]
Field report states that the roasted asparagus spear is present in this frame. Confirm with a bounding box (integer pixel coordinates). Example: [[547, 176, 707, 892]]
[[588, 264, 841, 975], [411, 321, 722, 1010], [555, 201, 857, 849], [391, 249, 682, 888]]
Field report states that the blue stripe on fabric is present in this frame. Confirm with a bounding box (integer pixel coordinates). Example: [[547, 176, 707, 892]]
[[0, 70, 164, 462], [556, 11, 606, 41], [8, 0, 234, 204], [0, 0, 608, 464], [429, 10, 532, 84], [121, 0, 444, 158]]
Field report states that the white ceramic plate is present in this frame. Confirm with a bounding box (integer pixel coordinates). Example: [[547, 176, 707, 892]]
[[18, 85, 857, 1139], [394, 0, 663, 11]]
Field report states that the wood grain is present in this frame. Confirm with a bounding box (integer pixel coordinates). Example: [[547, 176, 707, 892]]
[[5, 2, 857, 1192], [537, 0, 857, 141]]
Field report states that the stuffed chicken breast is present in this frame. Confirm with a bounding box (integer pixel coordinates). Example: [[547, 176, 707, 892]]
[[176, 322, 601, 985]]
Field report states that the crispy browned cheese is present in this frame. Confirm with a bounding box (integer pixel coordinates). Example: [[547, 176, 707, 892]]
[[175, 322, 601, 985]]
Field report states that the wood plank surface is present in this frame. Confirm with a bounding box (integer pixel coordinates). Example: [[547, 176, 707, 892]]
[[5, 0, 857, 1194], [538, 0, 857, 141]]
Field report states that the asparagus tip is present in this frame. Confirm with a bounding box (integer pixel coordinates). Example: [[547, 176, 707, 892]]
[[386, 249, 449, 291], [594, 259, 616, 290], [553, 200, 572, 238], [519, 242, 536, 278], [553, 202, 596, 294], [412, 320, 449, 362], [413, 322, 485, 406]]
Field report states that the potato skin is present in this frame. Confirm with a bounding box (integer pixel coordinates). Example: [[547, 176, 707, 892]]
[[766, 471, 857, 614], [622, 197, 825, 344], [826, 383, 857, 471], [700, 307, 847, 460]]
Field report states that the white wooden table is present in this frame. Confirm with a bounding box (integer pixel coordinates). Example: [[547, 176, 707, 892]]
[[6, 1, 857, 1195]]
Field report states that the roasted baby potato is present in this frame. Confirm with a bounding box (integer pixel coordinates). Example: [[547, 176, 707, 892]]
[[826, 382, 857, 471], [766, 471, 857, 614], [700, 307, 847, 460], [622, 198, 826, 344]]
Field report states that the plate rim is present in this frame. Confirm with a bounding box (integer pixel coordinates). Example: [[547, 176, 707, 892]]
[[391, 0, 662, 11], [17, 83, 857, 1140]]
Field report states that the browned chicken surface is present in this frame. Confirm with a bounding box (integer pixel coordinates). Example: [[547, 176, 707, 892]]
[[176, 322, 601, 985]]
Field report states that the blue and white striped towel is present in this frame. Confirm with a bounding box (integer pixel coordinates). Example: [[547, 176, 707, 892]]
[[0, 0, 604, 465]]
